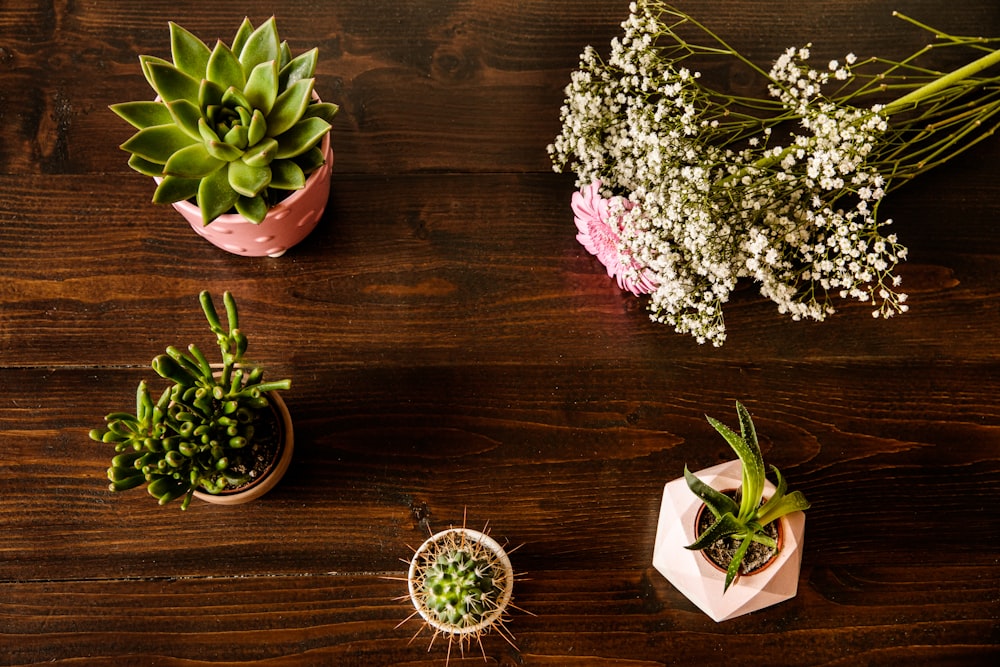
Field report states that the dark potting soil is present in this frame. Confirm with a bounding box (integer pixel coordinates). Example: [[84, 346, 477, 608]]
[[696, 490, 780, 575]]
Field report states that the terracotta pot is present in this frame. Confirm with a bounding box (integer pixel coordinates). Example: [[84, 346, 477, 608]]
[[407, 527, 514, 639], [651, 459, 806, 622], [192, 391, 294, 506], [170, 131, 333, 257]]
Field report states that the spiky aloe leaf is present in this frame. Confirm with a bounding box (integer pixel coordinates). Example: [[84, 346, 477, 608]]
[[683, 465, 738, 519], [685, 512, 744, 550], [706, 402, 764, 520], [724, 536, 753, 592]]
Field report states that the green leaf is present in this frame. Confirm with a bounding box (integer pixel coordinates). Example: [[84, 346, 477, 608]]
[[153, 175, 200, 204], [756, 490, 811, 526], [205, 139, 244, 162], [293, 146, 326, 175], [269, 159, 305, 189], [165, 99, 203, 140], [275, 117, 330, 158], [707, 402, 765, 520], [198, 78, 225, 109], [223, 124, 249, 150], [228, 160, 271, 197], [139, 55, 172, 89], [231, 18, 254, 57], [724, 536, 753, 592], [121, 124, 197, 163], [683, 466, 739, 518], [247, 109, 267, 146], [238, 17, 279, 75], [207, 41, 246, 90], [110, 101, 173, 129], [278, 48, 317, 89], [685, 512, 744, 550], [222, 86, 251, 111], [163, 143, 225, 178], [198, 117, 221, 144], [197, 165, 241, 224], [244, 60, 278, 115], [235, 195, 268, 223], [303, 101, 340, 124], [128, 153, 165, 177], [266, 78, 313, 137], [169, 22, 211, 78], [241, 136, 278, 167], [144, 61, 201, 103]]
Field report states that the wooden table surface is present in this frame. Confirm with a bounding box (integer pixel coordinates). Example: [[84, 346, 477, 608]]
[[2, 1, 998, 664]]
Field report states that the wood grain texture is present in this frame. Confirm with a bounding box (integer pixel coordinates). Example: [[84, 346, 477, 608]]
[[1, 0, 998, 664]]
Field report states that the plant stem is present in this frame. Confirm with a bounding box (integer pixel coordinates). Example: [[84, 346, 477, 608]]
[[883, 45, 1000, 115]]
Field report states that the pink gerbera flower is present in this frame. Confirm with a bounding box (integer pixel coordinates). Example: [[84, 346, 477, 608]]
[[572, 180, 657, 295]]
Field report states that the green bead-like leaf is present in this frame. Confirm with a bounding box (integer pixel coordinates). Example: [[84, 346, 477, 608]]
[[238, 17, 279, 75], [144, 61, 201, 103], [268, 158, 304, 189], [169, 22, 211, 78], [275, 117, 330, 158], [278, 48, 318, 89], [244, 60, 278, 115], [235, 195, 268, 223], [164, 143, 225, 178], [197, 165, 240, 224], [121, 124, 197, 164], [110, 101, 173, 130], [266, 78, 313, 137], [207, 41, 246, 90], [166, 99, 203, 140], [153, 175, 200, 204], [242, 136, 278, 167], [228, 160, 271, 197]]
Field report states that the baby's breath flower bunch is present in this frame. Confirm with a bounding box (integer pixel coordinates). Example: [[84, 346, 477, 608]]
[[549, 1, 1000, 345]]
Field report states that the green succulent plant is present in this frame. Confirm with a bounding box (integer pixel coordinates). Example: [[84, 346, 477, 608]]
[[110, 18, 338, 225], [684, 401, 811, 592], [89, 291, 291, 510]]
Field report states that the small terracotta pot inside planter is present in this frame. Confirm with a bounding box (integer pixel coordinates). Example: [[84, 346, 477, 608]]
[[407, 527, 514, 640], [694, 489, 783, 580], [192, 391, 294, 506], [170, 131, 333, 258], [651, 459, 806, 622]]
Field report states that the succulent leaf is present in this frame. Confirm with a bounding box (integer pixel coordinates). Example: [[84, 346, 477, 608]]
[[244, 60, 279, 115], [121, 124, 197, 164], [236, 195, 268, 223], [275, 117, 330, 159], [166, 99, 205, 140], [228, 160, 272, 197], [110, 101, 174, 129], [279, 48, 318, 89], [153, 175, 200, 204], [238, 17, 280, 74], [230, 18, 254, 57], [303, 101, 340, 124], [169, 22, 211, 78], [207, 41, 246, 90], [683, 465, 738, 518], [723, 537, 753, 592], [685, 512, 744, 550], [128, 154, 165, 178], [269, 159, 305, 190], [242, 136, 278, 167], [266, 78, 313, 137], [145, 61, 201, 103], [205, 139, 244, 162], [197, 166, 241, 224]]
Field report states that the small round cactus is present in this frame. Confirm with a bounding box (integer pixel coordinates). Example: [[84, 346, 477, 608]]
[[406, 526, 514, 659]]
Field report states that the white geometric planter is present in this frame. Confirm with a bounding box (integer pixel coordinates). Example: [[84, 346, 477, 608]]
[[652, 459, 806, 622]]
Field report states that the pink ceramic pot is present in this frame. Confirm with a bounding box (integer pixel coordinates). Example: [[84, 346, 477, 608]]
[[168, 131, 333, 258]]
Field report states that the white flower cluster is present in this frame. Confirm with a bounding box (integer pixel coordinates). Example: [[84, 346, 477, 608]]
[[549, 1, 909, 345]]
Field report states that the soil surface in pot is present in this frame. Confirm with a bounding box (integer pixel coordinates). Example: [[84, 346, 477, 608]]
[[696, 489, 780, 575], [205, 403, 283, 495]]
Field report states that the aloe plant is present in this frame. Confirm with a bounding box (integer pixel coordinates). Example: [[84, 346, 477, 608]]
[[110, 18, 338, 225], [685, 402, 810, 591], [89, 291, 291, 509]]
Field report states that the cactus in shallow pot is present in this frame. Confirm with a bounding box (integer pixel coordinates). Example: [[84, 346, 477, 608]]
[[110, 18, 338, 225]]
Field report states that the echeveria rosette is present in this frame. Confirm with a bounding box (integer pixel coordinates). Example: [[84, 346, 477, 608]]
[[110, 18, 339, 225], [684, 402, 810, 592]]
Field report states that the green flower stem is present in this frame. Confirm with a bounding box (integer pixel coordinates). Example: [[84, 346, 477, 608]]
[[883, 43, 1000, 114]]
